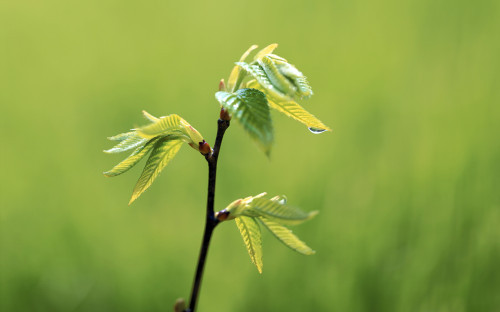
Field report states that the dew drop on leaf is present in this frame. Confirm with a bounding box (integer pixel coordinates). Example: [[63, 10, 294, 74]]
[[308, 127, 327, 134]]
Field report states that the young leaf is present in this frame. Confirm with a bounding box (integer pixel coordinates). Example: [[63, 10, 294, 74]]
[[104, 134, 148, 154], [227, 44, 258, 92], [108, 131, 135, 142], [258, 217, 315, 255], [247, 79, 330, 133], [254, 43, 278, 61], [215, 88, 273, 155], [129, 138, 183, 204], [236, 62, 290, 102], [236, 216, 263, 273], [268, 99, 330, 133], [137, 114, 182, 139], [248, 197, 318, 225], [267, 55, 313, 99], [258, 56, 297, 97], [103, 137, 160, 177]]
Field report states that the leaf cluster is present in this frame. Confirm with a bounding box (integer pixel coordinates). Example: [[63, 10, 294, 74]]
[[216, 193, 318, 273], [217, 44, 331, 155], [104, 111, 210, 204]]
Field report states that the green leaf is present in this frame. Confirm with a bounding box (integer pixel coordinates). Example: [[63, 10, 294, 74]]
[[104, 138, 159, 177], [236, 62, 290, 102], [215, 88, 273, 155], [227, 44, 258, 92], [268, 99, 330, 133], [258, 56, 297, 97], [267, 54, 313, 99], [129, 139, 183, 204], [292, 76, 313, 99], [247, 80, 330, 133], [235, 216, 263, 273], [258, 217, 315, 255], [108, 131, 135, 142], [247, 197, 318, 225], [137, 114, 182, 139], [253, 43, 278, 61], [104, 134, 147, 154]]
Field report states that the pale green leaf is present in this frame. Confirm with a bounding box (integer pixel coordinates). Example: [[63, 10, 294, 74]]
[[268, 99, 331, 132], [247, 197, 318, 225], [107, 131, 135, 141], [236, 62, 291, 101], [246, 79, 330, 132], [292, 76, 313, 99], [129, 139, 183, 204], [236, 216, 263, 273], [179, 119, 204, 146], [103, 138, 159, 177], [258, 56, 296, 97], [228, 44, 258, 92], [137, 114, 182, 139], [267, 54, 313, 99], [259, 217, 315, 255], [254, 43, 278, 61], [104, 134, 147, 154], [215, 88, 273, 155]]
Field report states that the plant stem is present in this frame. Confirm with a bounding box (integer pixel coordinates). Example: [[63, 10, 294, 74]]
[[186, 118, 230, 312]]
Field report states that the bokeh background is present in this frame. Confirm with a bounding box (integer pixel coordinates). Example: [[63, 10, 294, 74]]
[[1, 0, 499, 311]]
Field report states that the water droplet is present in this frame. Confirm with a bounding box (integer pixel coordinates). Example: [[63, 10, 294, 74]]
[[308, 127, 327, 134]]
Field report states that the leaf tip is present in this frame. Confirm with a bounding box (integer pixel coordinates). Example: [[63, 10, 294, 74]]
[[309, 210, 320, 219], [128, 196, 136, 206]]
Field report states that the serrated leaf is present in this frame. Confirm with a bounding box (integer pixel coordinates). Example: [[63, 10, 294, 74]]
[[254, 43, 278, 61], [246, 79, 329, 132], [137, 114, 182, 139], [292, 76, 313, 99], [104, 138, 159, 177], [267, 54, 313, 99], [247, 197, 318, 225], [108, 131, 135, 142], [215, 88, 273, 155], [104, 134, 148, 154], [258, 56, 297, 97], [236, 216, 263, 273], [236, 62, 290, 101], [228, 45, 258, 92], [129, 139, 183, 204], [258, 217, 315, 255], [268, 99, 330, 132]]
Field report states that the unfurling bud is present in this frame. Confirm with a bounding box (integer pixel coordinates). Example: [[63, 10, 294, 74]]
[[198, 140, 212, 155], [219, 79, 226, 91], [220, 107, 231, 121]]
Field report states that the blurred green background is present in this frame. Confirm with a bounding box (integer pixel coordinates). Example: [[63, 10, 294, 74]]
[[1, 0, 499, 311]]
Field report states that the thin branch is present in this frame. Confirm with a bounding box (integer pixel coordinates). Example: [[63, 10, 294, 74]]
[[186, 118, 230, 312]]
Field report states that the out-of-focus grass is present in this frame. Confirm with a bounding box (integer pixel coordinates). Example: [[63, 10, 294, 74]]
[[1, 0, 499, 311]]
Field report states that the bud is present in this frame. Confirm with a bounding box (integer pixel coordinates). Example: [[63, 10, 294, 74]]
[[220, 107, 231, 121], [173, 298, 186, 312], [215, 209, 230, 221], [198, 140, 212, 155], [219, 79, 226, 91]]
